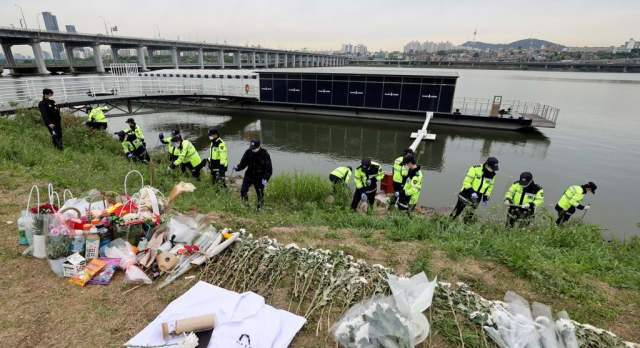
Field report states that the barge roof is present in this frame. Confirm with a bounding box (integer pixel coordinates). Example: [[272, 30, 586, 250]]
[[257, 67, 459, 78]]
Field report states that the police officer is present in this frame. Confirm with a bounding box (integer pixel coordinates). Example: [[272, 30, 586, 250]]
[[116, 130, 149, 163], [232, 139, 273, 210], [555, 182, 597, 225], [168, 136, 204, 181], [351, 158, 384, 211], [38, 88, 63, 150], [85, 104, 108, 130], [205, 128, 228, 187], [450, 157, 499, 222], [394, 155, 423, 214], [503, 172, 544, 227], [125, 118, 145, 146], [159, 129, 181, 162], [329, 166, 352, 192], [390, 148, 414, 206]]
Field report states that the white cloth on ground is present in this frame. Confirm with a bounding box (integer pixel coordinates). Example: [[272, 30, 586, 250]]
[[125, 281, 306, 348]]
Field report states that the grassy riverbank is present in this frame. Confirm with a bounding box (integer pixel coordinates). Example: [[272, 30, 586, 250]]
[[1, 110, 639, 346]]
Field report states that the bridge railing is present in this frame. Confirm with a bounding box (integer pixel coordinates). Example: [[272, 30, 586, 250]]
[[453, 97, 559, 122], [0, 75, 259, 109]]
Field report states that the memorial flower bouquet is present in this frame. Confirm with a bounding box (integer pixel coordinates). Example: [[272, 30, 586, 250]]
[[30, 203, 58, 236], [47, 224, 72, 260]]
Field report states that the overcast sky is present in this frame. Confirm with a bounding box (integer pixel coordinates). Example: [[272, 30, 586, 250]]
[[2, 0, 639, 55]]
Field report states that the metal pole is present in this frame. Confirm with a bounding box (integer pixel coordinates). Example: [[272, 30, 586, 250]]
[[36, 13, 42, 31], [15, 4, 28, 29], [154, 24, 161, 39], [581, 204, 591, 220], [99, 16, 108, 35], [193, 29, 199, 43]]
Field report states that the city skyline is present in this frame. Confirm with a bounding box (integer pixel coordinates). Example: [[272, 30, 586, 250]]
[[1, 0, 639, 57]]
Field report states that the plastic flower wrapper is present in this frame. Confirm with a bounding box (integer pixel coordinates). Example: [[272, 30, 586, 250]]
[[556, 311, 579, 348], [330, 295, 414, 348], [387, 272, 437, 344], [531, 302, 559, 348], [104, 241, 152, 284]]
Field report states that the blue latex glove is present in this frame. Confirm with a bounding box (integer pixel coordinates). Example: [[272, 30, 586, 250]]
[[262, 179, 268, 186], [471, 192, 478, 199], [233, 165, 239, 170], [394, 191, 400, 197], [482, 201, 488, 206], [361, 193, 367, 200], [127, 153, 133, 158], [366, 179, 371, 186]]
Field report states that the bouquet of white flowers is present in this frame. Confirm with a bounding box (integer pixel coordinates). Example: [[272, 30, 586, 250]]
[[331, 295, 414, 348]]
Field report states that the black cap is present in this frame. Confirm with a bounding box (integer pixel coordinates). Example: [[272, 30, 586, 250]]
[[403, 148, 414, 156], [208, 127, 218, 136], [586, 181, 597, 194], [402, 155, 416, 165], [86, 106, 93, 110], [486, 157, 499, 171], [347, 166, 353, 172], [116, 130, 125, 141], [361, 157, 371, 168], [126, 118, 135, 123], [171, 135, 181, 142], [519, 172, 533, 184], [249, 139, 261, 150], [170, 129, 180, 136]]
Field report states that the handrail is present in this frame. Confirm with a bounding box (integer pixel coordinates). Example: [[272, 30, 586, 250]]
[[453, 97, 559, 122]]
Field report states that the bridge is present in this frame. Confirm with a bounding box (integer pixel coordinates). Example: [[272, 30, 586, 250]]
[[349, 59, 640, 72], [0, 27, 347, 75]]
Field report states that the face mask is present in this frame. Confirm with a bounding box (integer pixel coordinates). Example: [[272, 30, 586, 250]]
[[209, 136, 214, 140], [486, 167, 494, 173], [251, 148, 259, 153], [404, 165, 409, 171]]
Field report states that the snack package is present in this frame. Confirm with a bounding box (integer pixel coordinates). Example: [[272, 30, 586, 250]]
[[87, 258, 121, 285], [69, 259, 107, 286]]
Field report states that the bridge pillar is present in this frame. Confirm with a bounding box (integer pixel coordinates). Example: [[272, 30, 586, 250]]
[[292, 54, 296, 67], [275, 53, 279, 68], [171, 47, 179, 69], [263, 52, 268, 67], [137, 46, 147, 71], [30, 41, 49, 75], [624, 66, 628, 73], [2, 43, 16, 66], [252, 51, 257, 68], [234, 51, 241, 68], [283, 54, 288, 68], [111, 47, 119, 64], [198, 48, 204, 69], [148, 49, 154, 64], [65, 45, 76, 68], [93, 44, 105, 73], [218, 49, 225, 68]]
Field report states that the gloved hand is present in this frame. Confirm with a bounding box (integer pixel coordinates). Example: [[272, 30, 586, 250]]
[[394, 191, 400, 197], [159, 132, 164, 139], [522, 203, 531, 209], [102, 103, 106, 107], [584, 205, 591, 210], [482, 201, 488, 206], [361, 193, 367, 200], [262, 179, 268, 186], [503, 200, 511, 206], [126, 152, 133, 158], [471, 192, 478, 199], [167, 166, 172, 171], [169, 163, 177, 170], [366, 179, 371, 186], [233, 165, 239, 170]]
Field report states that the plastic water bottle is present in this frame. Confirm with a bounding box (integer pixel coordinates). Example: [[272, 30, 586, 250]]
[[71, 229, 85, 255], [97, 224, 110, 257], [18, 210, 29, 245]]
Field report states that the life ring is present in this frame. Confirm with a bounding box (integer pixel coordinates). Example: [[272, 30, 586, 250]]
[[244, 84, 250, 93]]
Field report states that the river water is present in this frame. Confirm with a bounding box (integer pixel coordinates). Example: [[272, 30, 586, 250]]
[[11, 69, 640, 239]]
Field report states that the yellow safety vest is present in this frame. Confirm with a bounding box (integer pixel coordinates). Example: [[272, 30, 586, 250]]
[[354, 162, 384, 190], [557, 185, 585, 210], [504, 182, 544, 208], [460, 165, 496, 196], [173, 140, 202, 167], [330, 167, 352, 183], [125, 125, 145, 141], [122, 138, 142, 154], [401, 169, 423, 206], [392, 156, 409, 184], [209, 138, 228, 167], [88, 106, 108, 123]]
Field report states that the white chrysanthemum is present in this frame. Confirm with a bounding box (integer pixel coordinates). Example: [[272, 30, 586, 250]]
[[285, 243, 300, 249], [437, 282, 451, 288], [266, 245, 278, 252], [380, 303, 390, 311], [333, 322, 350, 338], [346, 255, 354, 260], [348, 267, 359, 274], [177, 332, 199, 348], [239, 228, 246, 234], [357, 277, 368, 284], [325, 263, 334, 269]]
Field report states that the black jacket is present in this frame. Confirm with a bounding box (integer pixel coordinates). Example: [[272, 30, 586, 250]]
[[237, 148, 273, 181], [38, 98, 61, 126]]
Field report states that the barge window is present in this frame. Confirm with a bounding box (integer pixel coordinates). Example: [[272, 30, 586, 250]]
[[384, 76, 402, 83], [367, 76, 384, 82], [349, 75, 365, 81], [422, 78, 441, 85], [332, 75, 348, 81]]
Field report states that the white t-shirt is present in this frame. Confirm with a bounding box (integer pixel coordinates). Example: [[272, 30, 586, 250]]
[[125, 281, 306, 348]]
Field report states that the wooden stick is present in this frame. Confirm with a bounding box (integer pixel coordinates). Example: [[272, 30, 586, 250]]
[[149, 162, 155, 187], [122, 284, 143, 295]]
